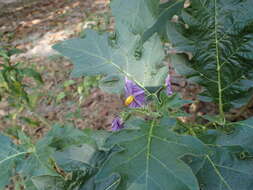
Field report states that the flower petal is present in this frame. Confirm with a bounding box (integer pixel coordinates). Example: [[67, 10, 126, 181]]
[[124, 77, 145, 108], [165, 75, 173, 95], [111, 117, 124, 131]]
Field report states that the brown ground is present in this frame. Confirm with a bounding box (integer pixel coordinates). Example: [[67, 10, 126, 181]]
[[0, 0, 124, 138], [1, 0, 249, 140]]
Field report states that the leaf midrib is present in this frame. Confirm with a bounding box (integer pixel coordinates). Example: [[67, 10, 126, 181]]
[[214, 0, 224, 119]]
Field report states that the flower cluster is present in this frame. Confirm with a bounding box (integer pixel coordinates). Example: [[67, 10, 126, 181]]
[[111, 75, 173, 131]]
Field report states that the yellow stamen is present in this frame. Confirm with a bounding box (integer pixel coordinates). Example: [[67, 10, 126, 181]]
[[125, 95, 134, 106]]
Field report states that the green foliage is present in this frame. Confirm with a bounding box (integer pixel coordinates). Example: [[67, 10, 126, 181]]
[[0, 134, 28, 189], [0, 124, 113, 189], [97, 118, 207, 190], [166, 0, 253, 116], [193, 118, 253, 190], [53, 0, 168, 94], [2, 0, 253, 189], [0, 47, 43, 111]]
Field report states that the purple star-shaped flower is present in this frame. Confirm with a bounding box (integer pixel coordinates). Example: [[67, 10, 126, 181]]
[[111, 117, 124, 131], [165, 75, 173, 95], [124, 77, 145, 108]]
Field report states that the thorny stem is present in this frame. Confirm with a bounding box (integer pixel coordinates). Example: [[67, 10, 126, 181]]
[[214, 0, 225, 122]]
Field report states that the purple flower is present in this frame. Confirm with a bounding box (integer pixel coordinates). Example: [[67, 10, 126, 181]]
[[165, 75, 173, 95], [111, 117, 124, 131], [124, 77, 145, 108]]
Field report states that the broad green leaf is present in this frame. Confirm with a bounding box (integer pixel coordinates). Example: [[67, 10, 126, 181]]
[[53, 0, 168, 94], [17, 124, 92, 178], [80, 173, 120, 190], [142, 0, 184, 43], [0, 134, 29, 188], [216, 118, 253, 154], [53, 144, 108, 172], [194, 118, 253, 190], [53, 143, 119, 190], [197, 148, 253, 190], [17, 138, 58, 177], [167, 0, 253, 113], [110, 0, 159, 35], [96, 119, 207, 190], [31, 176, 64, 190], [45, 124, 95, 150]]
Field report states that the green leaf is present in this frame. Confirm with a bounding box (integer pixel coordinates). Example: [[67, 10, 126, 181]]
[[169, 54, 199, 83], [17, 139, 58, 177], [31, 176, 64, 190], [80, 173, 120, 190], [167, 0, 253, 113], [96, 119, 207, 190], [53, 144, 108, 172], [53, 0, 168, 94], [0, 134, 29, 188], [158, 92, 192, 110], [99, 75, 124, 94], [142, 0, 184, 43], [110, 0, 159, 35], [197, 148, 253, 190], [45, 124, 95, 150], [216, 118, 253, 154], [17, 124, 91, 178], [194, 118, 253, 190]]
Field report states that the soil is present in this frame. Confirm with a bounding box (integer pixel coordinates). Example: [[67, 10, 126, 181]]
[[0, 0, 123, 137], [1, 0, 249, 139]]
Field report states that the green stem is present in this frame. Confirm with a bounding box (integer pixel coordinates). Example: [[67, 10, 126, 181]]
[[145, 119, 156, 188], [214, 0, 225, 122]]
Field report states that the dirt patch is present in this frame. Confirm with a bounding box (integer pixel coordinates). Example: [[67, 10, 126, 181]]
[[0, 0, 111, 58]]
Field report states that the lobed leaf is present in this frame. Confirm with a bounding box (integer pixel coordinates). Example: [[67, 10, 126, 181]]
[[194, 118, 253, 190], [53, 0, 168, 94], [97, 119, 208, 190]]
